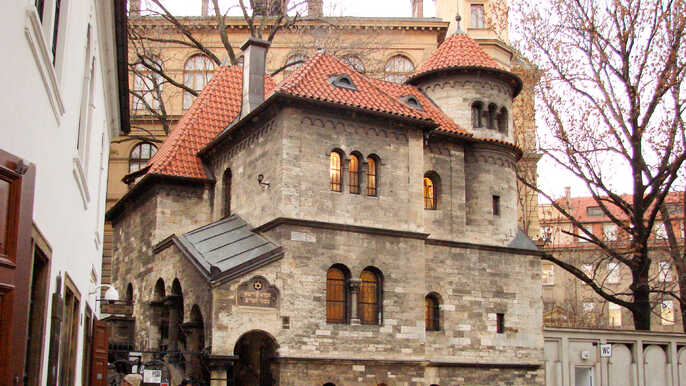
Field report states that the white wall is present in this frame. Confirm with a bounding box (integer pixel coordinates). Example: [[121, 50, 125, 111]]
[[0, 0, 121, 384]]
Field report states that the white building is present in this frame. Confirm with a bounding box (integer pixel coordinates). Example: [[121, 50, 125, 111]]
[[0, 0, 127, 384]]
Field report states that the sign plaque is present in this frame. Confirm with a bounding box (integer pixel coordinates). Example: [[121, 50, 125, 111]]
[[237, 276, 279, 307], [600, 344, 612, 358]]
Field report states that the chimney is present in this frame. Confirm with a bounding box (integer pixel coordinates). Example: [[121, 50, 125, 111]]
[[411, 0, 423, 17], [201, 0, 209, 16], [564, 186, 571, 206], [129, 0, 141, 16], [241, 37, 271, 118], [308, 0, 323, 17]]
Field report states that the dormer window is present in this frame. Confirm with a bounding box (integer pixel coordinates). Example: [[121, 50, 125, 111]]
[[329, 74, 357, 91], [399, 95, 424, 110]]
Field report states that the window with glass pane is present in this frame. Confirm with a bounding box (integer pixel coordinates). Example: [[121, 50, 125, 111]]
[[129, 143, 157, 173], [359, 270, 379, 325], [183, 55, 215, 109], [424, 177, 436, 209], [471, 4, 485, 28], [349, 154, 360, 194], [425, 295, 439, 331], [607, 262, 620, 284], [609, 303, 622, 326], [132, 61, 163, 111], [326, 268, 346, 323], [330, 152, 341, 191], [0, 179, 10, 255], [658, 261, 672, 282], [367, 157, 377, 196], [384, 55, 414, 83]]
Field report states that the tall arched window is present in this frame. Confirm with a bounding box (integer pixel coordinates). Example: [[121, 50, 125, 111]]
[[359, 268, 381, 325], [223, 169, 232, 217], [384, 55, 414, 83], [488, 103, 498, 129], [284, 53, 308, 78], [129, 142, 157, 172], [366, 156, 377, 196], [326, 266, 348, 323], [183, 55, 215, 109], [498, 107, 508, 133], [472, 101, 483, 128], [132, 60, 163, 111], [330, 151, 342, 192], [341, 55, 365, 73], [349, 154, 360, 194], [425, 293, 440, 331], [424, 174, 438, 210]]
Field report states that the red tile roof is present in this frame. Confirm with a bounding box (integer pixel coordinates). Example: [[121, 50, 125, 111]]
[[409, 33, 502, 81], [136, 65, 275, 180], [273, 53, 434, 122]]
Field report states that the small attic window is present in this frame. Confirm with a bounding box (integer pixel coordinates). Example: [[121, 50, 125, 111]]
[[328, 74, 357, 91], [399, 95, 424, 111]]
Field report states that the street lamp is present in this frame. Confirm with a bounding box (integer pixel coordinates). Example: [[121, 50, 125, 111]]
[[89, 284, 120, 302]]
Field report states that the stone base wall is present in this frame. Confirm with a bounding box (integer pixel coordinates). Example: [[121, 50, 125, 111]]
[[275, 359, 543, 385]]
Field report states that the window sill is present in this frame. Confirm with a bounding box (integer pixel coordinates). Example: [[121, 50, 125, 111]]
[[73, 157, 91, 209], [24, 7, 65, 123]]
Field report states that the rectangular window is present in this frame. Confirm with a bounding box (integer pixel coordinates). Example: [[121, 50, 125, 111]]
[[578, 224, 593, 243], [583, 302, 594, 312], [496, 313, 505, 333], [655, 223, 668, 240], [51, 0, 63, 64], [586, 206, 604, 217], [665, 203, 682, 214], [609, 303, 622, 327], [542, 263, 554, 286], [607, 262, 620, 284], [470, 4, 485, 28], [661, 301, 674, 325], [492, 195, 500, 216], [603, 223, 618, 241], [658, 262, 672, 282], [582, 263, 594, 278]]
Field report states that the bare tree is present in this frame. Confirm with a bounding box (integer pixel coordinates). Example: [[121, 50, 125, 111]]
[[514, 0, 686, 330]]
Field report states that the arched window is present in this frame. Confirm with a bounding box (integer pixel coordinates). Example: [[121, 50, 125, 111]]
[[330, 151, 342, 192], [359, 268, 381, 325], [471, 101, 483, 128], [326, 266, 349, 323], [488, 103, 498, 130], [349, 153, 360, 194], [366, 156, 377, 196], [498, 107, 508, 133], [384, 55, 414, 83], [223, 169, 232, 217], [425, 293, 440, 331], [424, 173, 439, 210], [341, 55, 365, 73], [132, 60, 163, 111], [183, 55, 215, 110], [284, 53, 308, 78], [129, 142, 157, 173]]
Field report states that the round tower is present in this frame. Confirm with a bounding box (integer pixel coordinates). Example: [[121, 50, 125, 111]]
[[408, 30, 523, 244]]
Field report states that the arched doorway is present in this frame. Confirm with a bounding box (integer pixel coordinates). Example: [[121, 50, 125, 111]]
[[233, 331, 278, 386]]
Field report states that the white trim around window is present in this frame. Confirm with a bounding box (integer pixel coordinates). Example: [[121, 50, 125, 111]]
[[24, 6, 65, 123]]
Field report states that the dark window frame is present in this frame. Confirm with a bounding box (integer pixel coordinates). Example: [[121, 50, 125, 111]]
[[129, 142, 157, 173], [366, 156, 378, 196], [425, 293, 440, 331], [359, 268, 383, 325], [492, 195, 501, 216], [326, 266, 349, 324]]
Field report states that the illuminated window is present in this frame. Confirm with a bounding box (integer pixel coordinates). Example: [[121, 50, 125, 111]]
[[471, 4, 485, 28], [661, 301, 674, 325], [349, 154, 360, 194], [129, 142, 157, 173], [366, 156, 377, 196], [425, 294, 440, 331], [330, 151, 342, 192], [609, 303, 622, 327], [359, 268, 381, 325], [326, 266, 348, 323], [384, 55, 414, 83], [424, 173, 439, 210], [183, 55, 215, 109], [542, 263, 554, 285]]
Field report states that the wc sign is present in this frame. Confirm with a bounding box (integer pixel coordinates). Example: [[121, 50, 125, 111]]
[[600, 344, 612, 358]]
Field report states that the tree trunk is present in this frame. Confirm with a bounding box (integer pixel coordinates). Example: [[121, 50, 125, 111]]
[[631, 257, 652, 330]]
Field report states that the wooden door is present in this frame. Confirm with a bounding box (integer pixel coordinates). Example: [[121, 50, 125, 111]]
[[89, 319, 109, 386], [0, 149, 35, 385]]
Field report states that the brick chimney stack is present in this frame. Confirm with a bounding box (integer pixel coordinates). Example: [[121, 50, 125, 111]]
[[411, 0, 423, 17], [308, 0, 323, 17], [564, 186, 571, 207], [241, 37, 271, 118]]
